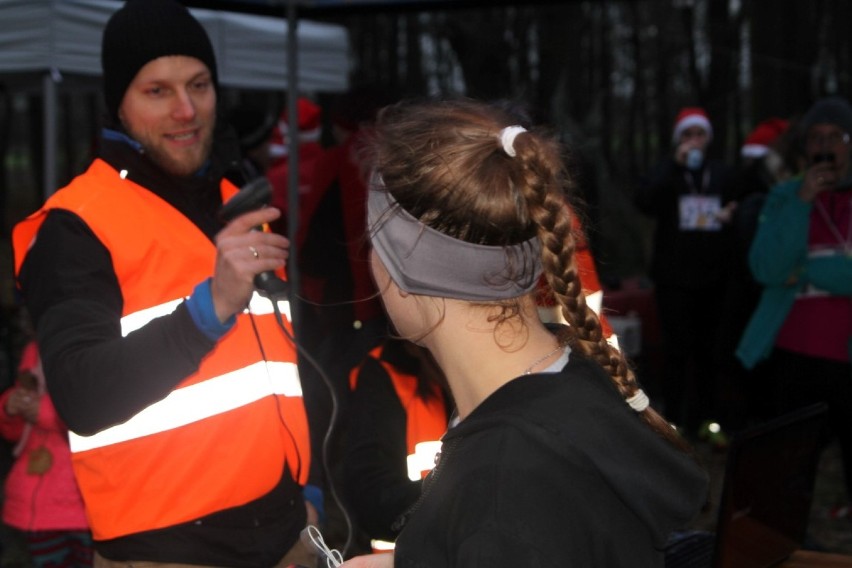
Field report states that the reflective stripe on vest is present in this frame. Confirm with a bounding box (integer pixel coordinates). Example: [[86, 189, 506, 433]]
[[371, 539, 397, 554], [70, 293, 301, 453], [364, 346, 448, 478], [69, 361, 300, 452], [406, 440, 442, 481], [121, 293, 292, 336], [12, 159, 311, 540], [352, 345, 448, 554]]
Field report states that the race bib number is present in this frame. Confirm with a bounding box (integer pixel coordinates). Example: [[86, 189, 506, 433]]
[[679, 195, 722, 231]]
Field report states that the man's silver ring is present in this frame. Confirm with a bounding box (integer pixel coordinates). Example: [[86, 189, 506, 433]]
[[249, 246, 259, 259]]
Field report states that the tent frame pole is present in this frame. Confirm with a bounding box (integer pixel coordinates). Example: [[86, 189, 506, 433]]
[[43, 69, 59, 198], [286, 0, 301, 318]]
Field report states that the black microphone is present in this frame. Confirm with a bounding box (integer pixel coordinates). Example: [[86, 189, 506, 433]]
[[218, 177, 289, 298]]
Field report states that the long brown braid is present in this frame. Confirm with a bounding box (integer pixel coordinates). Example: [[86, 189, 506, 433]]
[[370, 97, 689, 452], [508, 126, 691, 452]]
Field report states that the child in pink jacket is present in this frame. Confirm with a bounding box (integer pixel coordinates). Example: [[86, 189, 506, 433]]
[[1, 341, 92, 567]]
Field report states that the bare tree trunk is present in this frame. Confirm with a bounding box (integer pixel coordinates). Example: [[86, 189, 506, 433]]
[[748, 0, 820, 118], [653, 3, 676, 165], [27, 95, 42, 194], [535, 4, 574, 123], [61, 93, 74, 187], [628, 2, 647, 179], [706, 0, 735, 160], [681, 3, 704, 104], [599, 2, 613, 167], [514, 8, 533, 106], [388, 15, 399, 88], [403, 14, 426, 96], [731, 6, 746, 160], [825, 0, 852, 95], [444, 7, 514, 100]]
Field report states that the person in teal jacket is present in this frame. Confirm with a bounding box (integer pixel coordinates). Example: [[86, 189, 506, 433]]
[[737, 96, 852, 505]]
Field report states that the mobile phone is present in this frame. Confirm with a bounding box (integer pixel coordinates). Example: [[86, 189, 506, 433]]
[[219, 177, 272, 222], [811, 153, 835, 165]]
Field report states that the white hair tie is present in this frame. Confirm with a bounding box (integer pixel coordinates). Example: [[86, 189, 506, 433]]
[[626, 389, 650, 412], [500, 125, 527, 157]]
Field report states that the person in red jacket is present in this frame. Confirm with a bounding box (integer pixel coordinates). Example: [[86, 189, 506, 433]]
[[1, 340, 92, 567]]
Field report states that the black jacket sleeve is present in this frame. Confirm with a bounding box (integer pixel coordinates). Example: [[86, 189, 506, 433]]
[[635, 157, 680, 217], [18, 209, 217, 435], [344, 357, 423, 541]]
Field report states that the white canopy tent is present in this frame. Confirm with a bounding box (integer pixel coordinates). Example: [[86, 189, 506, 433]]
[[0, 0, 350, 197]]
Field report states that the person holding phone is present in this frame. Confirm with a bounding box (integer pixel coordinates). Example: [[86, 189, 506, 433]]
[[737, 95, 852, 507]]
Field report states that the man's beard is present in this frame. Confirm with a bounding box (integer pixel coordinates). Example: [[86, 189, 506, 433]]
[[143, 133, 214, 178]]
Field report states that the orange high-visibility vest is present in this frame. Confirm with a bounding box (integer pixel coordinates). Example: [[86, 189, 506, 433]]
[[12, 159, 310, 541], [350, 345, 448, 481]]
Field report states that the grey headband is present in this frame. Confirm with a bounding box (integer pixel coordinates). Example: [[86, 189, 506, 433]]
[[367, 183, 542, 301]]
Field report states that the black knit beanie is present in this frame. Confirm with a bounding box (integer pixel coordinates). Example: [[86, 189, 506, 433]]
[[801, 96, 852, 136], [101, 0, 218, 124]]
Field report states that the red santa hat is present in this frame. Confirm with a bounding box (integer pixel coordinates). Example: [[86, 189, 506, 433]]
[[740, 117, 789, 159], [672, 107, 713, 144], [269, 97, 322, 159]]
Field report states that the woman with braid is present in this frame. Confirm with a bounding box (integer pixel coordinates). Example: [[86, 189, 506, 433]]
[[340, 98, 707, 568]]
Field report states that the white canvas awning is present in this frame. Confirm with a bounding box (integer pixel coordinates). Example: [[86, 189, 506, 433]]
[[0, 0, 349, 92], [0, 0, 350, 196]]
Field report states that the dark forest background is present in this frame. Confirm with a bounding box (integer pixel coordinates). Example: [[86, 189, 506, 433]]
[[3, 0, 851, 285], [321, 0, 852, 281], [333, 0, 849, 170]]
